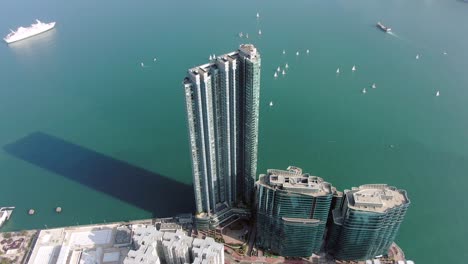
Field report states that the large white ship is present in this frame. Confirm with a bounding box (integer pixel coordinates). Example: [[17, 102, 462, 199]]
[[4, 19, 56, 44]]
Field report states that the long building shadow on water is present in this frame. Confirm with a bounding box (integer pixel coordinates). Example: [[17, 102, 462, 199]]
[[3, 131, 195, 217]]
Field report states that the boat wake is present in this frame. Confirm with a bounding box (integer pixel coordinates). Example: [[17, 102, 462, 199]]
[[387, 31, 400, 39]]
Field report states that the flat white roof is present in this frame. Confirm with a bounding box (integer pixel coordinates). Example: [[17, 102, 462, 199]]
[[31, 246, 56, 264], [103, 252, 120, 263], [69, 229, 112, 247]]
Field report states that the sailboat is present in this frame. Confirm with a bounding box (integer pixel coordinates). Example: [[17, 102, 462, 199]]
[[153, 58, 157, 62], [336, 68, 340, 74], [274, 72, 278, 78], [352, 65, 356, 72], [257, 12, 260, 19], [296, 51, 299, 56], [372, 83, 377, 89], [282, 69, 286, 75], [416, 54, 420, 60], [436, 91, 440, 97], [283, 49, 286, 55], [258, 30, 262, 35], [269, 101, 273, 107], [285, 63, 289, 69], [306, 49, 310, 54], [140, 62, 145, 68], [209, 55, 212, 60], [362, 88, 367, 94], [277, 66, 281, 72]]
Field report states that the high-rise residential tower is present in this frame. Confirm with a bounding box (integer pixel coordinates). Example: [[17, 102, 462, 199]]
[[183, 44, 261, 218], [255, 166, 339, 257], [326, 184, 410, 261]]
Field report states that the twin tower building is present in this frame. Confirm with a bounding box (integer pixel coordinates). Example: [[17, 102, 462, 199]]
[[182, 44, 410, 261]]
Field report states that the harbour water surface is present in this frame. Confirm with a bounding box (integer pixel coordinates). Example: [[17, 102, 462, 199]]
[[1, 0, 468, 263]]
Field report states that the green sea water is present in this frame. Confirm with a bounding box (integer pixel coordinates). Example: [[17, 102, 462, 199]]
[[1, 0, 468, 263]]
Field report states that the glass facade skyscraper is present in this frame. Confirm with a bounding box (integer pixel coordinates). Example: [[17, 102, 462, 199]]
[[255, 166, 339, 257], [326, 184, 410, 261], [183, 44, 261, 216]]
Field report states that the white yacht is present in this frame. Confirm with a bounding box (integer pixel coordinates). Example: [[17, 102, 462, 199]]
[[372, 83, 377, 89], [352, 65, 356, 71], [4, 20, 55, 44], [0, 207, 14, 228], [436, 91, 440, 97], [336, 68, 340, 74]]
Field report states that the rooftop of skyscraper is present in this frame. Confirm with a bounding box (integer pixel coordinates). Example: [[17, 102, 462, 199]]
[[258, 166, 335, 197], [345, 184, 410, 213]]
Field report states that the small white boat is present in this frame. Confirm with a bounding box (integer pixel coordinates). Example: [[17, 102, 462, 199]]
[[153, 58, 157, 62], [296, 51, 299, 56], [436, 91, 440, 97], [336, 68, 340, 74], [209, 55, 212, 60], [283, 49, 286, 55], [258, 30, 262, 35], [416, 54, 420, 60], [443, 51, 447, 55], [140, 62, 145, 67], [274, 72, 278, 78], [0, 207, 15, 228], [282, 69, 286, 75], [257, 12, 260, 18], [269, 101, 273, 107], [352, 65, 356, 71], [306, 49, 310, 54], [372, 83, 376, 89], [277, 66, 281, 72], [362, 88, 367, 94], [285, 63, 289, 69]]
